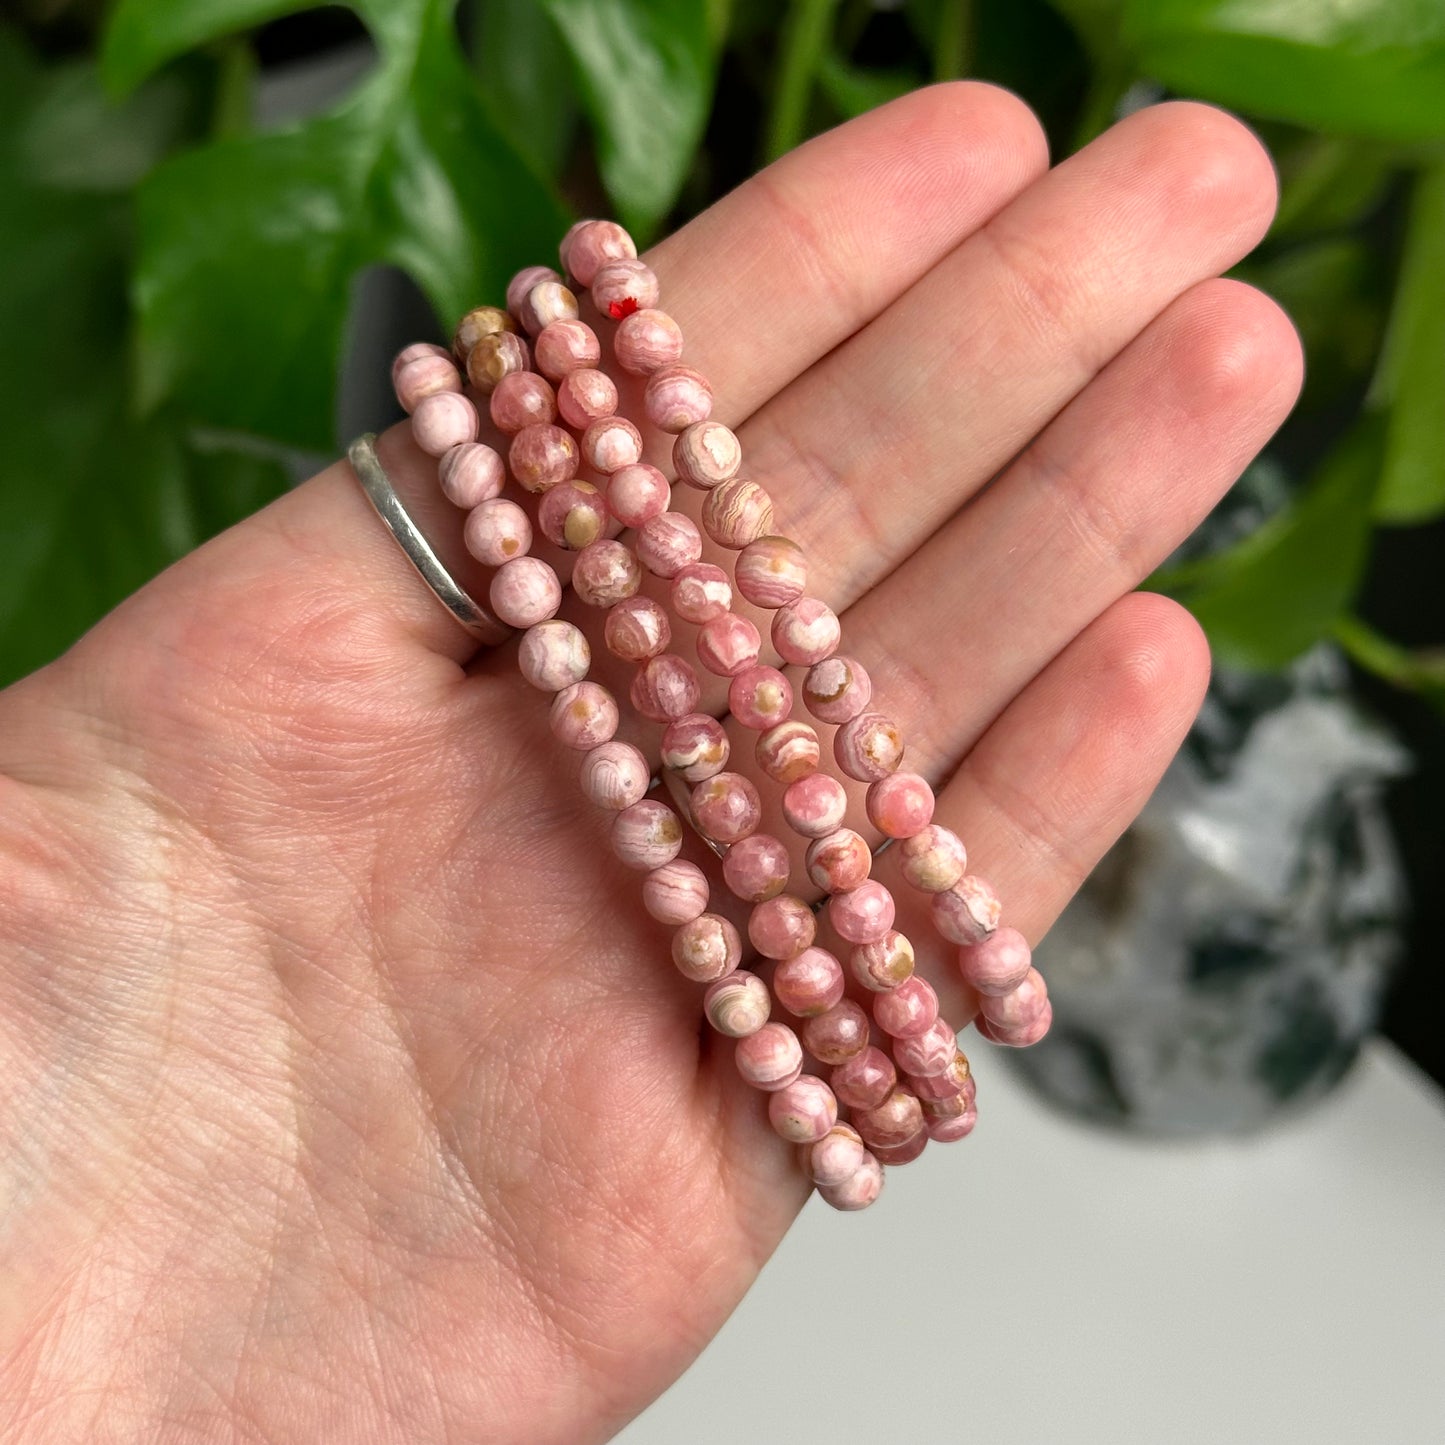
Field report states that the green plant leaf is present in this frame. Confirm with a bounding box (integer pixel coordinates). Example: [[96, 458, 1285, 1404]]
[[130, 0, 569, 450], [1122, 0, 1445, 141], [473, 0, 579, 180], [1373, 163, 1445, 522], [0, 30, 290, 685], [538, 0, 716, 238], [1167, 418, 1383, 671]]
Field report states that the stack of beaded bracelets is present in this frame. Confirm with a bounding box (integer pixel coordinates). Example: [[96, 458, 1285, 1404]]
[[386, 220, 1052, 1211]]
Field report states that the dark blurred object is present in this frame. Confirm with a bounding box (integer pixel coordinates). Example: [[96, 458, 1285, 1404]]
[[1020, 647, 1408, 1134]]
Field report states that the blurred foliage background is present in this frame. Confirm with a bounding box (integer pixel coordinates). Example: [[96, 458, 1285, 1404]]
[[1, 1, 1442, 1060]]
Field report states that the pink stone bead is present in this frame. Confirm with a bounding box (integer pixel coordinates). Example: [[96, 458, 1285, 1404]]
[[748, 894, 816, 961], [977, 999, 1053, 1048], [556, 368, 618, 429], [980, 966, 1049, 1030], [490, 555, 561, 628], [804, 828, 872, 893], [771, 596, 840, 667], [549, 680, 619, 750], [520, 279, 578, 337], [722, 832, 790, 903], [438, 442, 505, 508], [557, 217, 594, 273], [696, 613, 762, 677], [631, 654, 701, 723], [866, 771, 935, 839], [572, 539, 642, 608], [509, 423, 579, 493], [958, 925, 1033, 997], [533, 318, 600, 381], [614, 308, 685, 375], [642, 859, 709, 925], [673, 421, 742, 489], [636, 511, 703, 578], [518, 620, 590, 691], [660, 712, 729, 782], [873, 975, 939, 1039], [591, 257, 660, 319], [604, 595, 671, 662], [466, 330, 530, 394], [702, 476, 774, 549], [804, 655, 872, 725], [909, 1050, 973, 1102], [451, 307, 512, 366], [612, 798, 684, 871], [580, 740, 651, 811], [690, 771, 762, 845], [728, 665, 793, 731], [781, 772, 847, 839], [805, 1123, 866, 1187], [563, 219, 636, 287], [925, 1106, 978, 1143], [581, 415, 644, 473], [801, 999, 869, 1065], [606, 463, 671, 527], [644, 364, 713, 433], [919, 1077, 976, 1119], [670, 562, 733, 623], [817, 1149, 884, 1211], [872, 1130, 929, 1166], [465, 497, 533, 567], [735, 1022, 804, 1092], [411, 390, 478, 456], [828, 879, 896, 945], [395, 352, 461, 413], [756, 720, 821, 785], [537, 480, 607, 551], [773, 946, 845, 1017], [704, 971, 772, 1038], [855, 1088, 924, 1150], [893, 1017, 959, 1077], [489, 370, 557, 434], [768, 1075, 838, 1144], [392, 340, 450, 386], [834, 711, 904, 782], [849, 929, 916, 992], [898, 824, 968, 893], [931, 874, 1002, 945], [672, 912, 742, 981], [735, 536, 808, 610], [830, 1046, 897, 1112], [506, 264, 560, 320]]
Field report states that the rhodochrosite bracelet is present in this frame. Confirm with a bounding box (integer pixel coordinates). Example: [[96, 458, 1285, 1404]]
[[388, 220, 1052, 1211]]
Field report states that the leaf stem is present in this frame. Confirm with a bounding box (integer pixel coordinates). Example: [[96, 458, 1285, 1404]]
[[933, 0, 972, 82], [763, 0, 839, 163], [1071, 58, 1131, 152], [209, 36, 255, 139], [1332, 614, 1445, 703]]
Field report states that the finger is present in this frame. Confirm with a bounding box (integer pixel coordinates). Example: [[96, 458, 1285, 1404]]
[[597, 100, 1274, 727], [878, 590, 1212, 1029], [81, 83, 1049, 684], [728, 101, 1278, 610], [842, 275, 1302, 782]]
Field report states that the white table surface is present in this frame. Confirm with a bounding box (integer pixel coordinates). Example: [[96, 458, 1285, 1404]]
[[617, 1039, 1445, 1445]]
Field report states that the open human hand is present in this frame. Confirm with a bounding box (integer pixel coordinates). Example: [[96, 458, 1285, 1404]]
[[0, 85, 1299, 1443]]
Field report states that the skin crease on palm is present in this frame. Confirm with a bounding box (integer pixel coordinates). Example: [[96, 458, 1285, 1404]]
[[0, 85, 1301, 1443]]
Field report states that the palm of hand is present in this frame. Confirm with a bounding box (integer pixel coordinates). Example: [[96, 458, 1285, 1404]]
[[0, 86, 1297, 1443]]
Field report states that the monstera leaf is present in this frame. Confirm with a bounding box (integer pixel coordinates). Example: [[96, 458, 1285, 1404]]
[[105, 0, 570, 450]]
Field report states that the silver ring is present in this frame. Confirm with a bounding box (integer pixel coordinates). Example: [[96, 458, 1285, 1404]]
[[347, 433, 512, 646]]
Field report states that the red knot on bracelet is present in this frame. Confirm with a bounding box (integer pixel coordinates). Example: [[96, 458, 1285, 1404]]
[[366, 219, 1052, 1212]]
